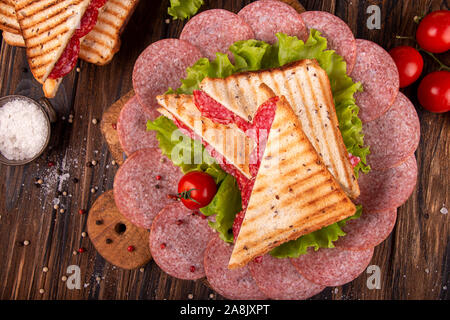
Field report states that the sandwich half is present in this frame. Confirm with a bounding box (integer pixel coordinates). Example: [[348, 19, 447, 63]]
[[15, 0, 90, 91], [228, 85, 356, 269], [199, 59, 360, 199], [156, 93, 256, 179]]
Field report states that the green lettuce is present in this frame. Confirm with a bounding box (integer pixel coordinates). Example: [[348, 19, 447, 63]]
[[147, 116, 241, 242], [270, 205, 362, 258], [167, 0, 204, 21], [153, 30, 370, 255]]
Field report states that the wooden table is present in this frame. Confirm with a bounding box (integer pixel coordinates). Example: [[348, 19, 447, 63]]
[[0, 0, 448, 300]]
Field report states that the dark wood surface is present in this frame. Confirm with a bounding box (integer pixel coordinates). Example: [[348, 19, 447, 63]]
[[0, 0, 448, 300]]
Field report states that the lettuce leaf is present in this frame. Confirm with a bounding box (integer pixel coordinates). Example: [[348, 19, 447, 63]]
[[270, 205, 362, 258], [201, 174, 242, 242], [155, 30, 371, 255], [147, 116, 241, 242], [167, 0, 204, 21]]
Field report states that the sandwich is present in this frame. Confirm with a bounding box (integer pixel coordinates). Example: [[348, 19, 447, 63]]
[[149, 30, 368, 270], [199, 59, 360, 199], [1, 0, 139, 97], [228, 85, 355, 269], [156, 79, 356, 269]]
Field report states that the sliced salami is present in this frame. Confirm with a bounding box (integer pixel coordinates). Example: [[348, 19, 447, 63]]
[[204, 235, 267, 300], [350, 39, 400, 123], [291, 247, 374, 287], [356, 155, 417, 211], [132, 39, 202, 112], [335, 208, 397, 251], [113, 148, 183, 229], [180, 9, 255, 61], [300, 11, 356, 73], [238, 0, 308, 44], [149, 202, 214, 280], [364, 92, 420, 170], [248, 254, 325, 300], [117, 96, 160, 156]]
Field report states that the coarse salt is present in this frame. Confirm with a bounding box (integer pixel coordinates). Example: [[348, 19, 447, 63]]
[[0, 99, 48, 160]]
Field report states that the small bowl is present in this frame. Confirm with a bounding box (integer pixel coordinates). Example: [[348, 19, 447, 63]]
[[0, 95, 57, 166]]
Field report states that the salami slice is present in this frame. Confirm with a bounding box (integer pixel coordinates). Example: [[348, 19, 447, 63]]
[[180, 9, 255, 61], [335, 208, 397, 251], [117, 96, 160, 156], [132, 39, 202, 112], [149, 202, 214, 280], [364, 92, 420, 170], [113, 148, 183, 229], [291, 247, 374, 287], [238, 0, 308, 44], [350, 39, 400, 123], [248, 255, 325, 300], [204, 235, 267, 300], [300, 11, 356, 73], [356, 155, 417, 211]]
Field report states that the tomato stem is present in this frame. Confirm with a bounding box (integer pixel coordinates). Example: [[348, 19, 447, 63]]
[[413, 15, 424, 24], [177, 188, 201, 204], [420, 49, 450, 71]]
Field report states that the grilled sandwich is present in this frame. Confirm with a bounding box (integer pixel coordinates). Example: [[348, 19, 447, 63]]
[[1, 0, 138, 64], [1, 0, 138, 97], [14, 0, 91, 96], [156, 93, 256, 178], [228, 85, 356, 269], [200, 59, 360, 199], [2, 0, 138, 66]]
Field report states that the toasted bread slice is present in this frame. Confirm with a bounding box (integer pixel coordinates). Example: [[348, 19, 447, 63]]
[[156, 94, 255, 178], [14, 0, 91, 84], [2, 30, 25, 46], [79, 0, 139, 65], [228, 89, 356, 269], [43, 78, 62, 99], [200, 59, 359, 199]]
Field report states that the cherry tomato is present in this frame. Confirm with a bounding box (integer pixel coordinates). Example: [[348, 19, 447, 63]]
[[416, 10, 450, 53], [389, 46, 424, 88], [177, 171, 217, 210], [417, 71, 450, 113]]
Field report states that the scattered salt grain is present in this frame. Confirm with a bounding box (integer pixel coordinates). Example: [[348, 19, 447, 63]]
[[0, 99, 48, 160], [440, 206, 448, 215]]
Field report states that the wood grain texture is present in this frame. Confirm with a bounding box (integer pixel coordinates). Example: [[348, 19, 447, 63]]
[[0, 0, 448, 300], [87, 190, 152, 270]]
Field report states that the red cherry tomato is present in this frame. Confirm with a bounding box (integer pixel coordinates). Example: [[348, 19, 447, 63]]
[[177, 171, 217, 210], [389, 46, 424, 88], [417, 71, 450, 113], [416, 10, 450, 53]]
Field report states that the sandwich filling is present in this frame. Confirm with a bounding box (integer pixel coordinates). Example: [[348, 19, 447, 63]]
[[48, 0, 107, 79]]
